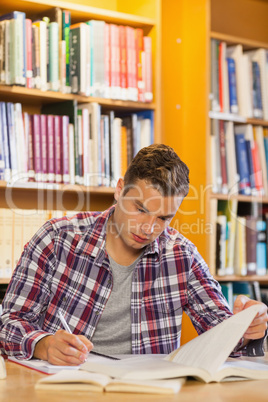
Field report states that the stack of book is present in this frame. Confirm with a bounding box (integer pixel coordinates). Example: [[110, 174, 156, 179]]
[[215, 199, 268, 277], [0, 100, 154, 186], [210, 39, 268, 119], [0, 9, 153, 102], [210, 121, 268, 196]]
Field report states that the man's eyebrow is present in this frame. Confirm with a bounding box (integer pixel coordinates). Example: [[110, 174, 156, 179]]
[[135, 200, 174, 219]]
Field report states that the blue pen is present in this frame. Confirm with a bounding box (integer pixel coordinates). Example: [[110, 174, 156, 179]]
[[57, 310, 119, 361]]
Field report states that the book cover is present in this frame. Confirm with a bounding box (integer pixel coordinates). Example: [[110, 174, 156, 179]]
[[32, 20, 47, 91], [49, 22, 59, 91], [226, 57, 239, 114], [41, 100, 79, 184], [125, 26, 137, 101], [54, 115, 62, 183], [256, 219, 267, 276], [110, 24, 121, 100], [46, 114, 55, 183], [136, 28, 145, 102], [0, 11, 26, 86], [0, 102, 11, 181], [25, 18, 33, 88], [143, 36, 153, 102], [252, 60, 263, 119], [62, 10, 71, 88], [234, 128, 251, 195], [61, 115, 70, 184], [40, 114, 48, 182], [245, 215, 257, 275], [119, 25, 127, 100], [32, 114, 42, 182], [69, 23, 89, 95], [219, 120, 228, 194], [87, 20, 106, 98]]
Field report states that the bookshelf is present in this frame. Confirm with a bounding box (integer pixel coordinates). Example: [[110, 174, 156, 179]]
[[161, 0, 268, 285], [0, 0, 161, 284]]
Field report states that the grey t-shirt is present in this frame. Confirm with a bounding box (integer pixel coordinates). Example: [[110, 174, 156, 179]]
[[91, 255, 141, 355]]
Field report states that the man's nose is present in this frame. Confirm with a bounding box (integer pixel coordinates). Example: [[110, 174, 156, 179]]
[[141, 216, 156, 235]]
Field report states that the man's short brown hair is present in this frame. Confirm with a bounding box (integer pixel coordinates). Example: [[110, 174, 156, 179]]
[[123, 144, 189, 197]]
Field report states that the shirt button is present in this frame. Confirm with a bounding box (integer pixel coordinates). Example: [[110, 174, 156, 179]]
[[95, 311, 100, 316]]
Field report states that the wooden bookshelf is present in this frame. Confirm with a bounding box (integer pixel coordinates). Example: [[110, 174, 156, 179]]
[[0, 0, 162, 285], [161, 0, 268, 282]]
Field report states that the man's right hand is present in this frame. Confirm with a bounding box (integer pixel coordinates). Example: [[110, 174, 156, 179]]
[[34, 330, 93, 365]]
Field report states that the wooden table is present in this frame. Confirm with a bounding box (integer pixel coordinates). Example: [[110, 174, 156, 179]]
[[1, 360, 268, 402]]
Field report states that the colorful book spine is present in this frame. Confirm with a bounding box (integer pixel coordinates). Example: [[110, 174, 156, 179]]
[[53, 115, 62, 183], [61, 115, 70, 184], [256, 220, 267, 276], [25, 18, 33, 88], [143, 36, 153, 102], [46, 114, 55, 183], [32, 114, 42, 182], [125, 26, 137, 101], [252, 61, 263, 119], [40, 114, 48, 182], [136, 28, 145, 102], [119, 25, 127, 100], [226, 57, 238, 114], [49, 22, 59, 91], [234, 132, 251, 195], [110, 24, 121, 100], [62, 10, 71, 89]]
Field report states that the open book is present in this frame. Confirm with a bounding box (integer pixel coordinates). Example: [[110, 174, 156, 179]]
[[78, 304, 268, 383], [35, 370, 185, 394]]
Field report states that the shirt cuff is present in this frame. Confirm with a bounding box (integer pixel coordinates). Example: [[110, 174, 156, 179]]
[[20, 331, 53, 360]]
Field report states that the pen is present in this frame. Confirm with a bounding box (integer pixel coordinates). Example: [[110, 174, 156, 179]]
[[57, 310, 120, 361]]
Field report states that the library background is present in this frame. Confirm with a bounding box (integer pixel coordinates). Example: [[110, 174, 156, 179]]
[[1, 0, 268, 345]]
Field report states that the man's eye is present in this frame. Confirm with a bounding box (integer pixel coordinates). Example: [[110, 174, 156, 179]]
[[137, 208, 145, 213]]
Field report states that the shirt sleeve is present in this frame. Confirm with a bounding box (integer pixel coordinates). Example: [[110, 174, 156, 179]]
[[184, 245, 261, 356], [0, 220, 56, 359]]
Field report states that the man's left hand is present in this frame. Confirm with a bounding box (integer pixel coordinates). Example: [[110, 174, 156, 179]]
[[233, 294, 268, 340]]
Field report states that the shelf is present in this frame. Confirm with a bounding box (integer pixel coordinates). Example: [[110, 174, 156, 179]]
[[0, 181, 115, 211], [210, 31, 268, 51], [215, 275, 268, 284], [1, 0, 156, 28], [208, 192, 268, 204], [209, 111, 268, 127], [0, 85, 155, 111]]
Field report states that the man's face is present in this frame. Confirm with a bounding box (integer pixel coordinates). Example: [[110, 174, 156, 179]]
[[111, 179, 183, 252]]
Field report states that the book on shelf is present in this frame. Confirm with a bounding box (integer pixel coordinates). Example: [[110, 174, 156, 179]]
[[210, 40, 268, 120], [234, 125, 251, 195], [256, 219, 267, 276], [0, 11, 153, 104], [35, 305, 268, 386], [226, 57, 239, 114], [245, 215, 257, 275]]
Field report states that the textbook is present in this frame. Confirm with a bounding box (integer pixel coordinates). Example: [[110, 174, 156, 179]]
[[79, 305, 268, 383], [35, 369, 185, 394]]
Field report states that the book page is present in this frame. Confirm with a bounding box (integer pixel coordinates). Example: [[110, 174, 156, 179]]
[[167, 304, 260, 377]]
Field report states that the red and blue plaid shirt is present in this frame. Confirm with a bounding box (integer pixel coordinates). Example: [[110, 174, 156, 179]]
[[0, 205, 240, 359]]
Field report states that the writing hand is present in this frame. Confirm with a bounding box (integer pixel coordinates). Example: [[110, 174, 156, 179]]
[[233, 295, 268, 340], [34, 330, 93, 365]]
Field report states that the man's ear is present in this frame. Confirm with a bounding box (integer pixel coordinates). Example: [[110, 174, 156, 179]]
[[114, 178, 124, 201]]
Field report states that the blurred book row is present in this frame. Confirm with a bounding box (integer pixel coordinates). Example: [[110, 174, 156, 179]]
[[0, 8, 152, 102], [220, 281, 268, 311], [210, 121, 268, 196], [213, 199, 268, 277], [0, 100, 153, 187], [210, 39, 268, 120]]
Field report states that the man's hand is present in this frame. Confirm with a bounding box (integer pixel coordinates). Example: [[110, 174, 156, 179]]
[[34, 330, 93, 365], [233, 295, 268, 340]]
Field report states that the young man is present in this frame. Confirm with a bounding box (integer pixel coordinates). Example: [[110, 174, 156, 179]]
[[0, 144, 267, 365]]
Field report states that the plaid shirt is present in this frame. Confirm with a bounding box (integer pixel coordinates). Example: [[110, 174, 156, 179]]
[[0, 205, 240, 359]]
